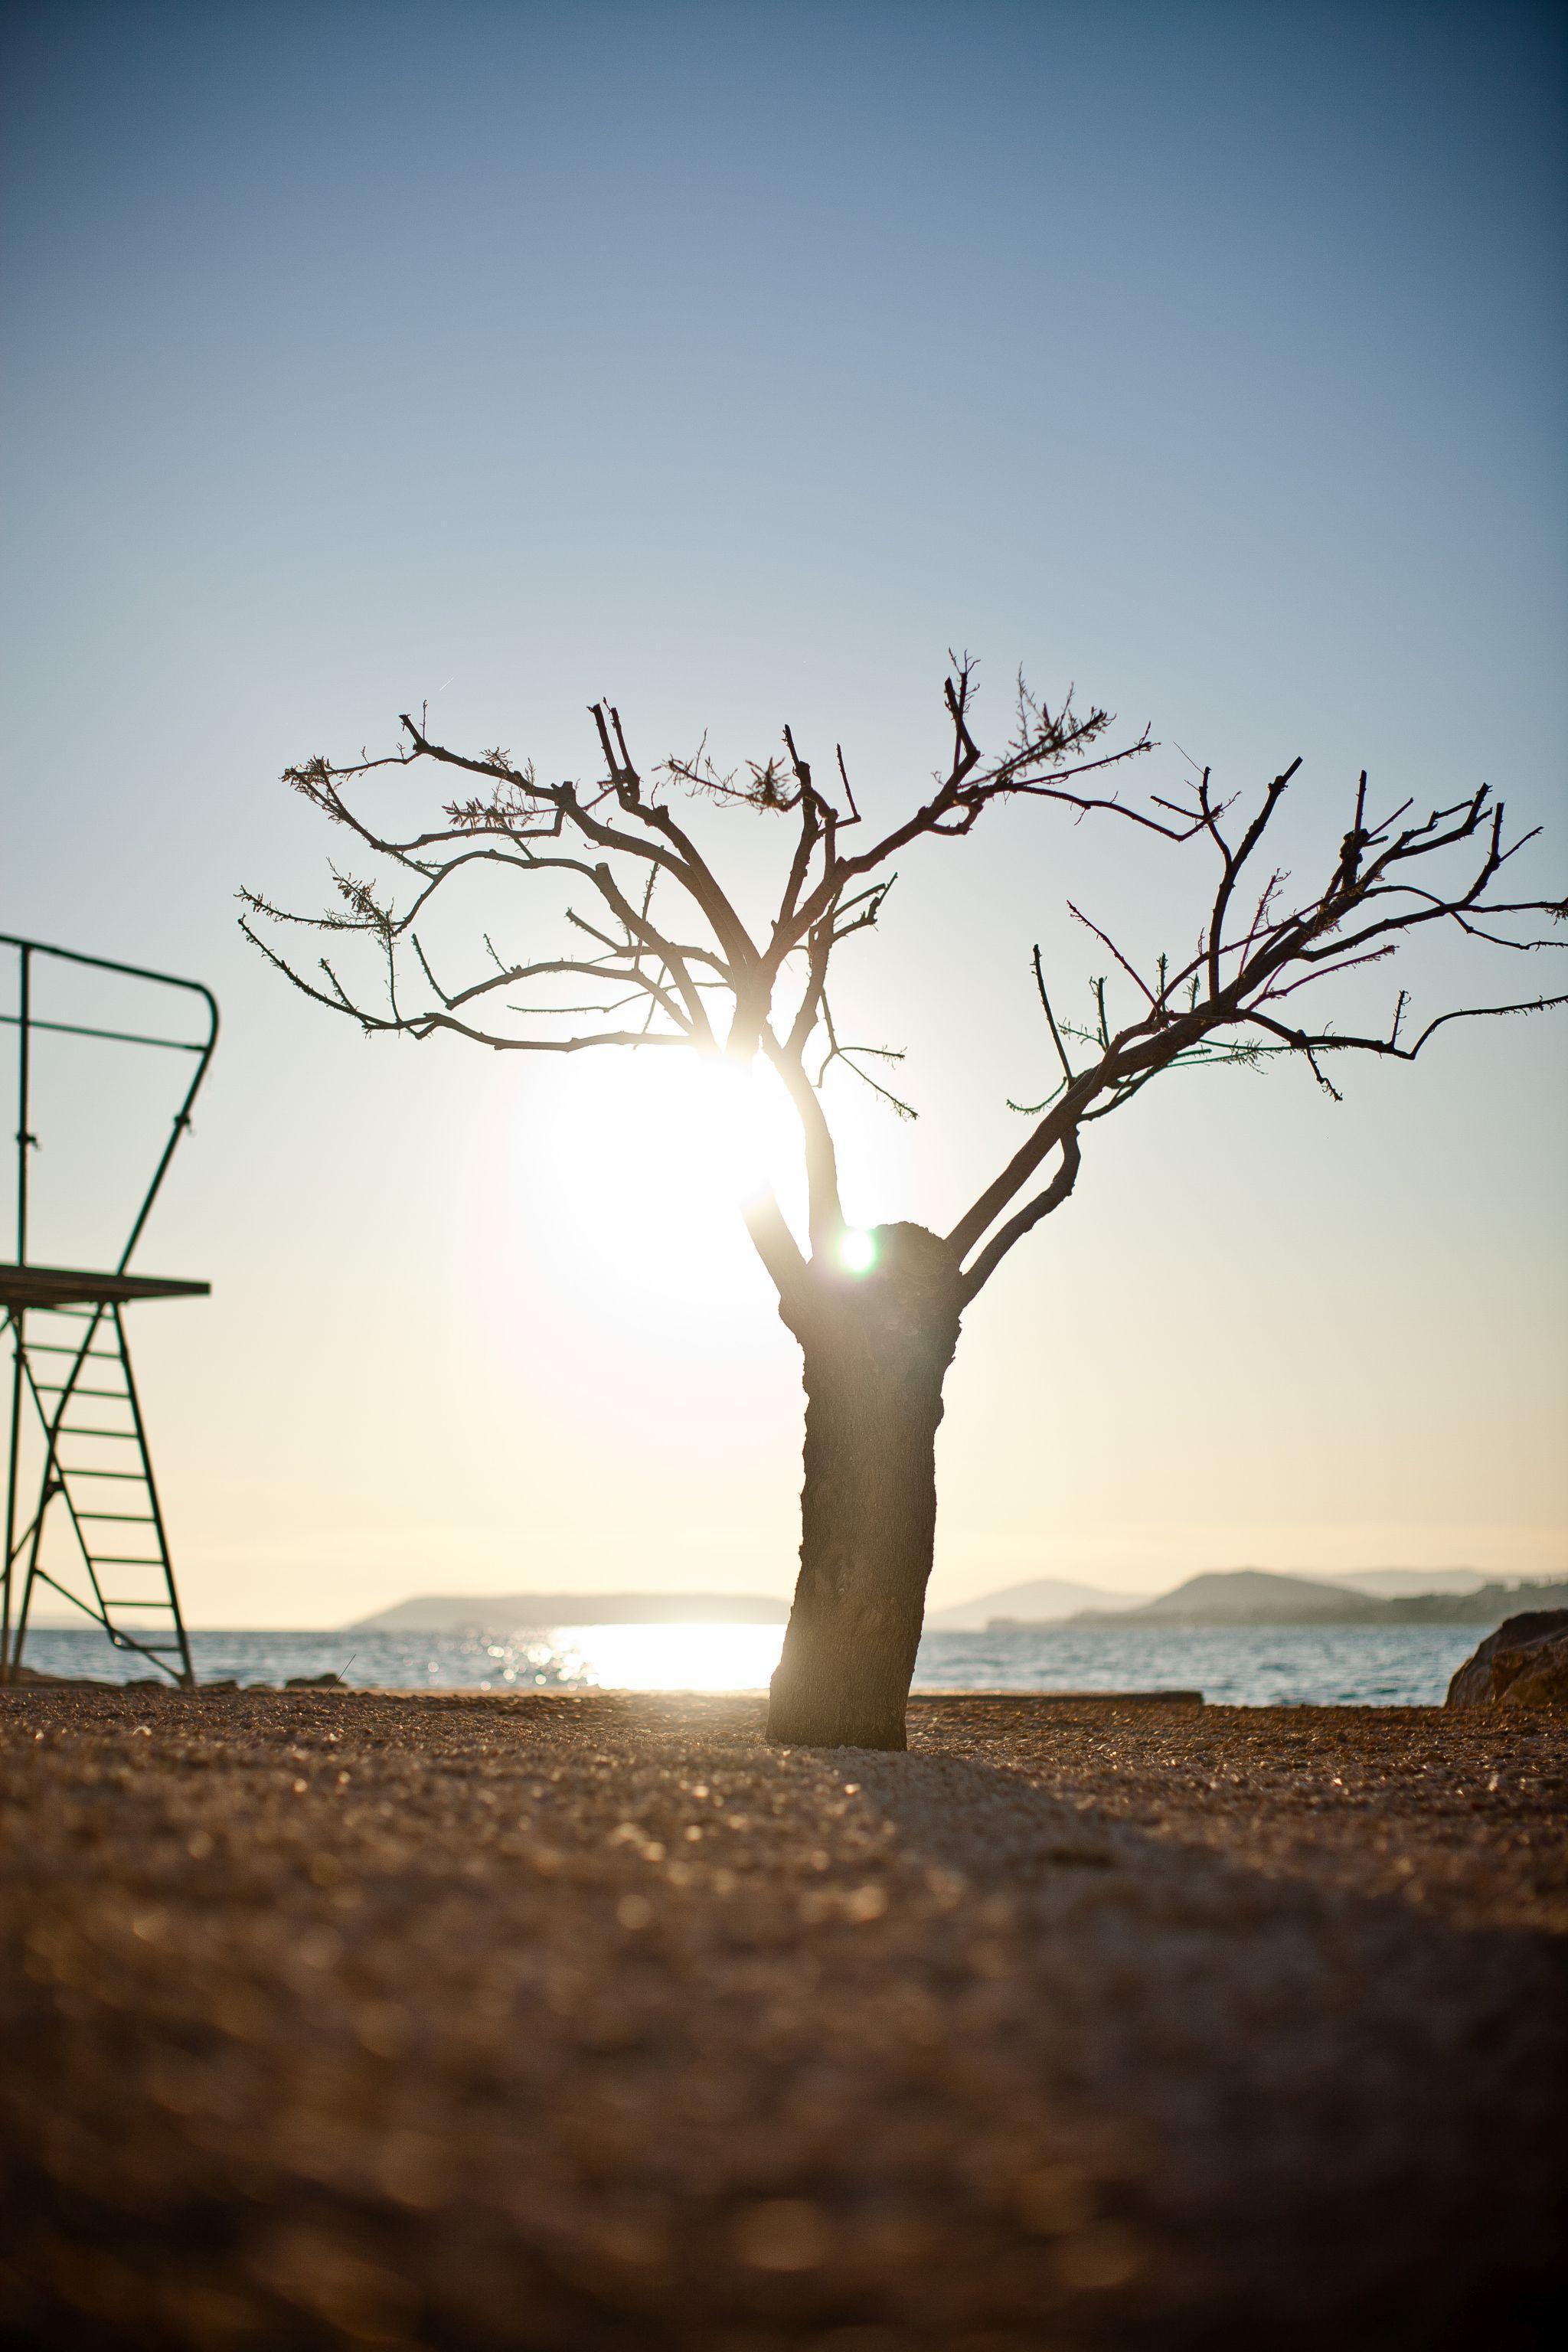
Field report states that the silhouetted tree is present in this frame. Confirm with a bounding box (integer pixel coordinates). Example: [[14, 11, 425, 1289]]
[[243, 666, 1565, 1746]]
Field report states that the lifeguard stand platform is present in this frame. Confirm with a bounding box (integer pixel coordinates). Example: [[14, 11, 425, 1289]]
[[1, 935, 218, 1686]]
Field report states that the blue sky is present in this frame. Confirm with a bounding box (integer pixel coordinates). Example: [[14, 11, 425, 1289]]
[[3, 2, 1564, 1624]]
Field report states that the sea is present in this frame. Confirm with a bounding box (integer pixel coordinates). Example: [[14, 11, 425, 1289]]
[[17, 1618, 1491, 1707]]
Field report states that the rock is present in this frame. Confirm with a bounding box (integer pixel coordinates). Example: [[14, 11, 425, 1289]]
[[5, 1666, 113, 1688], [1446, 1612, 1568, 1707], [1504, 1636, 1568, 1708], [284, 1672, 349, 1690]]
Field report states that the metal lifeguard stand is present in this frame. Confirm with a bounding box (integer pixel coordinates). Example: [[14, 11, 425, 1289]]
[[1, 935, 218, 1686]]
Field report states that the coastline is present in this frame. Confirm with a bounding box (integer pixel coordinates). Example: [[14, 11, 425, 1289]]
[[3, 1688, 1563, 2347], [14, 1619, 1500, 1707]]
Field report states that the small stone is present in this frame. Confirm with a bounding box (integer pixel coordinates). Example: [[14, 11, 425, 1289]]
[[733, 2198, 831, 2272]]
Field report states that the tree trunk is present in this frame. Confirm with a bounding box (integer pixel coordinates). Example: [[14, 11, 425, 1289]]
[[767, 1223, 962, 1749]]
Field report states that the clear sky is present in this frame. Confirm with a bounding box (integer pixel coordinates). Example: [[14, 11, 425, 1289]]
[[3, 0, 1565, 1626]]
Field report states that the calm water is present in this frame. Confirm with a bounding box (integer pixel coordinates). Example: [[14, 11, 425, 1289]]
[[18, 1618, 1485, 1706]]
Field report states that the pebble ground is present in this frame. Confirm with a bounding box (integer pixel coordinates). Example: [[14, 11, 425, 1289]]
[[1, 1688, 1564, 2351]]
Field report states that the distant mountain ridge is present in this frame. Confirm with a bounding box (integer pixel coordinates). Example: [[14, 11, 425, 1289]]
[[926, 1577, 1152, 1630], [1321, 1568, 1491, 1599], [1096, 1570, 1360, 1623], [352, 1569, 1565, 1636], [931, 1565, 1532, 1628], [1070, 1568, 1568, 1628], [351, 1592, 789, 1632]]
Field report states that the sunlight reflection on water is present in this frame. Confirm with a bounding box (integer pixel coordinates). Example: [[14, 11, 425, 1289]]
[[514, 1622, 786, 1692]]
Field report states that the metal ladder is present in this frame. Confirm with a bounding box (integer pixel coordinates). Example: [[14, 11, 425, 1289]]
[[7, 1298, 192, 1682], [1, 933, 218, 1686]]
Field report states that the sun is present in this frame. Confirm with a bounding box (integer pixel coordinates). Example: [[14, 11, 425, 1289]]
[[678, 1054, 802, 1206], [499, 1049, 808, 1306], [498, 1047, 900, 1325]]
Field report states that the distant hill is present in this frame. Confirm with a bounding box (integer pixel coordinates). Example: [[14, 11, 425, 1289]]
[[925, 1565, 1522, 1632], [1361, 1578, 1566, 1625], [1109, 1570, 1367, 1624], [1070, 1568, 1568, 1628], [351, 1592, 789, 1632], [927, 1577, 1152, 1630], [1315, 1568, 1491, 1599]]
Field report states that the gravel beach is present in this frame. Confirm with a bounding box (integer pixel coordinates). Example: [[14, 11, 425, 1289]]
[[1, 1687, 1563, 2350]]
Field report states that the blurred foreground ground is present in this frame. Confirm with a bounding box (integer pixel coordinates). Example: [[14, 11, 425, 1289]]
[[1, 1690, 1563, 2350]]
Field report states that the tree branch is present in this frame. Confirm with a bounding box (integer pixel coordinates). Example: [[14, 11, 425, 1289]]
[[249, 679, 1565, 1320], [958, 1130, 1083, 1304]]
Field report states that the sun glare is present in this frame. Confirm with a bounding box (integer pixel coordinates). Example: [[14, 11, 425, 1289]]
[[541, 1053, 804, 1210], [688, 1056, 790, 1205]]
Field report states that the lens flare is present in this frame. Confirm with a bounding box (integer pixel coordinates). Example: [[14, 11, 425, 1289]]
[[839, 1227, 877, 1275]]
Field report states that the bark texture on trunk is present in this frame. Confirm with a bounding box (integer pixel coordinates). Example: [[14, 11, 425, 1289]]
[[767, 1223, 962, 1750]]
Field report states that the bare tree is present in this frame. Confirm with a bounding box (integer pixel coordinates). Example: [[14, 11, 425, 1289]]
[[243, 664, 1566, 1747]]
